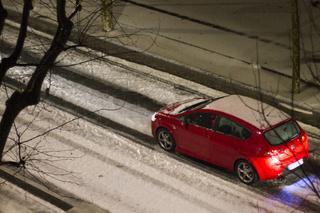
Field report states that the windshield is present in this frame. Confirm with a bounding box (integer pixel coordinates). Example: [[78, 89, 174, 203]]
[[178, 99, 213, 113], [264, 120, 300, 145]]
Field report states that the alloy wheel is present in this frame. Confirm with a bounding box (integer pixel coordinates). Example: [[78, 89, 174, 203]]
[[157, 129, 175, 152], [236, 161, 257, 184]]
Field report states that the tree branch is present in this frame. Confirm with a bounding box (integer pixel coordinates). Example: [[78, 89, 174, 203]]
[[0, 0, 82, 161], [68, 0, 82, 20], [16, 63, 39, 67]]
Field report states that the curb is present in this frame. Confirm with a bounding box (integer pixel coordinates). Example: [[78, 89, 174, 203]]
[[0, 166, 110, 212], [0, 166, 73, 211]]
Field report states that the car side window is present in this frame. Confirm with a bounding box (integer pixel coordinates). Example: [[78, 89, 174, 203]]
[[216, 116, 251, 140], [186, 112, 216, 130]]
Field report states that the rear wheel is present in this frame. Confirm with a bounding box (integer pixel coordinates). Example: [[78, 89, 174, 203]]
[[235, 160, 258, 184], [157, 128, 176, 152]]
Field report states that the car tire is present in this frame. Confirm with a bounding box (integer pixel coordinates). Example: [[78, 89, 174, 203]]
[[157, 128, 176, 152], [235, 160, 258, 184]]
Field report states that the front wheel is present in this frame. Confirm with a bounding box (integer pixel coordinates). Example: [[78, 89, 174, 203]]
[[235, 160, 258, 184], [157, 128, 176, 152]]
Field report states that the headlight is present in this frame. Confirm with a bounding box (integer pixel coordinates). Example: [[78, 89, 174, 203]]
[[151, 112, 157, 122]]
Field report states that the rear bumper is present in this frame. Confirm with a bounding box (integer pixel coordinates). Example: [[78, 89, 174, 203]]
[[252, 157, 284, 180], [251, 154, 308, 181]]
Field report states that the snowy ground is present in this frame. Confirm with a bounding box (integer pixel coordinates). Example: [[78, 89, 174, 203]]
[[2, 22, 226, 136], [1, 20, 320, 212], [0, 90, 307, 213]]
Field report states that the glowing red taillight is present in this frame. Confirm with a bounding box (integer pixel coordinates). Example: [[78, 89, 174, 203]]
[[264, 149, 281, 165], [301, 134, 307, 143], [266, 150, 277, 156], [300, 133, 309, 156], [264, 149, 281, 157]]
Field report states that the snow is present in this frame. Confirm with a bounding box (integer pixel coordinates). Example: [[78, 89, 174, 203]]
[[205, 95, 289, 129], [0, 90, 302, 213], [1, 23, 226, 137], [3, 20, 226, 103]]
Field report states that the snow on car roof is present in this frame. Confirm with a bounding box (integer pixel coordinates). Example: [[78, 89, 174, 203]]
[[204, 95, 290, 130]]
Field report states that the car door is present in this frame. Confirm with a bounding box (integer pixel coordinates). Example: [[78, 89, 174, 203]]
[[211, 116, 251, 169], [176, 112, 216, 161]]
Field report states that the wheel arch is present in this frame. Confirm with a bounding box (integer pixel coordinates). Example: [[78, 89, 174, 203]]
[[155, 125, 174, 136]]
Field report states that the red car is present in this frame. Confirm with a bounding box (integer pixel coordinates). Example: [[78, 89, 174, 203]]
[[151, 95, 309, 184]]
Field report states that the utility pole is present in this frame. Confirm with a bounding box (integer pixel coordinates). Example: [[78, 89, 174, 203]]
[[291, 0, 300, 93], [101, 0, 113, 32]]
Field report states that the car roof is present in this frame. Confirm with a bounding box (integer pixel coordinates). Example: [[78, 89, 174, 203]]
[[204, 95, 290, 130]]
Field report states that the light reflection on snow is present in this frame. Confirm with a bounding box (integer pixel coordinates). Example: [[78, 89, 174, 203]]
[[273, 175, 317, 206]]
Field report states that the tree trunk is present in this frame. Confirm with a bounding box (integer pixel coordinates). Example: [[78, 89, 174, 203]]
[[0, 0, 33, 85], [0, 92, 31, 160], [101, 0, 113, 32], [0, 0, 75, 161], [291, 0, 300, 93]]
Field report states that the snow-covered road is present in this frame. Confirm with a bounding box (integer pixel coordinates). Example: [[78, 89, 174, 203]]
[[0, 90, 302, 213], [1, 20, 320, 212]]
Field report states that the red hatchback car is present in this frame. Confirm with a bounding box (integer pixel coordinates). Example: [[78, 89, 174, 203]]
[[151, 95, 309, 184]]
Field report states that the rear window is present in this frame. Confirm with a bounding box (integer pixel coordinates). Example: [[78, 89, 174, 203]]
[[264, 121, 300, 145]]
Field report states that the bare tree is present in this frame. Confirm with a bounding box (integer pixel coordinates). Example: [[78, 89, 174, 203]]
[[0, 0, 156, 167], [0, 0, 82, 162]]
